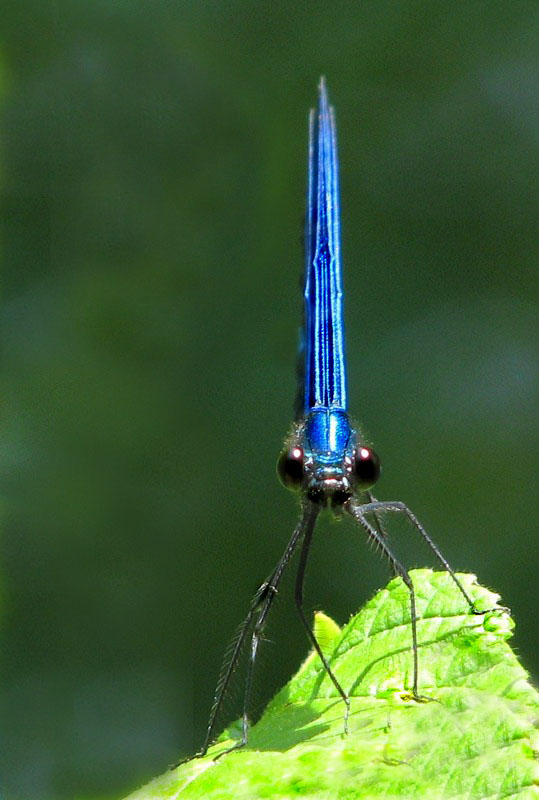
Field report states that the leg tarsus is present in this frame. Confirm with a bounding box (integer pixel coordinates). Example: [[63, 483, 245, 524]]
[[212, 734, 248, 761]]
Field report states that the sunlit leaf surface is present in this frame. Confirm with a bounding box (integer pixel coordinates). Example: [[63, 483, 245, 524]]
[[125, 570, 538, 799]]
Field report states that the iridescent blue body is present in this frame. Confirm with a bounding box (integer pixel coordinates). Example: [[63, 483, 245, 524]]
[[294, 78, 358, 507]]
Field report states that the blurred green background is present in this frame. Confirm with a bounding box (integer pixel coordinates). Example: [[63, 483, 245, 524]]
[[2, 2, 538, 798]]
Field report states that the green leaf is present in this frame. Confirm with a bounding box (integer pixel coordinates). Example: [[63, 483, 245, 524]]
[[124, 570, 539, 799]]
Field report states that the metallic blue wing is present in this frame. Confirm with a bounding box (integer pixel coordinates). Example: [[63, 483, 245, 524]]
[[303, 77, 347, 414]]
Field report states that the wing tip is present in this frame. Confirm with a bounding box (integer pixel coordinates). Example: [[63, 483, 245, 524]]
[[318, 75, 330, 112]]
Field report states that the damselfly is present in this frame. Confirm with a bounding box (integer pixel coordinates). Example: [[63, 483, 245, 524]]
[[199, 77, 482, 759]]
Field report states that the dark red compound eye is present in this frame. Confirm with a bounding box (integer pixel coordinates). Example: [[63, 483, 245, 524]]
[[277, 446, 304, 489], [354, 446, 381, 490]]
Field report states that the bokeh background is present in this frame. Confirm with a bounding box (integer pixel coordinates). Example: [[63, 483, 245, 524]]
[[2, 3, 538, 798]]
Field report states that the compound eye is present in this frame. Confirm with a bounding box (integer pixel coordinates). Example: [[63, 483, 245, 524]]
[[354, 446, 381, 490], [277, 446, 304, 489]]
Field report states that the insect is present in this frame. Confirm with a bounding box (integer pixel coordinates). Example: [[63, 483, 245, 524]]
[[199, 77, 481, 759]]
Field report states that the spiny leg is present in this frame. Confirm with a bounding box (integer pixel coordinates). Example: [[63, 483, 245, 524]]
[[200, 502, 319, 759], [197, 583, 270, 759], [347, 499, 426, 700], [233, 502, 321, 756], [365, 491, 397, 577], [294, 510, 350, 733], [355, 499, 482, 613]]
